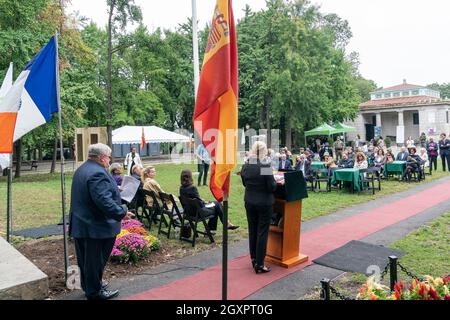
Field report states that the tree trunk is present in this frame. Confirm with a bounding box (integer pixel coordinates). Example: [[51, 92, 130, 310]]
[[285, 114, 292, 151], [50, 136, 58, 174], [106, 2, 115, 149], [265, 95, 272, 146], [38, 147, 43, 161], [14, 140, 22, 179]]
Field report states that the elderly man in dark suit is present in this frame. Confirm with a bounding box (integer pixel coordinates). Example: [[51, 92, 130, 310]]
[[69, 143, 134, 300], [396, 146, 409, 161], [295, 154, 313, 182], [278, 153, 293, 171]]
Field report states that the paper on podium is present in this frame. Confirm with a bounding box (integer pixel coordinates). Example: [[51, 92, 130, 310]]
[[120, 176, 140, 203]]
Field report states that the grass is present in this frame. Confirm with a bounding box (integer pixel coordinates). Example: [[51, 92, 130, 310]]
[[0, 163, 448, 236], [302, 212, 450, 300]]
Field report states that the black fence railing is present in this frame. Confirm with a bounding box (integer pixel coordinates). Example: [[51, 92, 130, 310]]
[[320, 255, 426, 300]]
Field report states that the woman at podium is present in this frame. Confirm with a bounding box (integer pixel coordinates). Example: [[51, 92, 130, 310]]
[[240, 141, 278, 274]]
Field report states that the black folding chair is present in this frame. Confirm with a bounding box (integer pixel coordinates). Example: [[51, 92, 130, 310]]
[[368, 167, 382, 191], [142, 189, 166, 231], [158, 192, 183, 239], [312, 168, 331, 192], [179, 195, 215, 247], [360, 168, 378, 195]]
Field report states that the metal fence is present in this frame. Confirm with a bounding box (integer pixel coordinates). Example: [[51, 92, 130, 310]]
[[319, 255, 426, 300]]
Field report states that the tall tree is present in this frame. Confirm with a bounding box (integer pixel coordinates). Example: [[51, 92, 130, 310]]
[[106, 0, 142, 148]]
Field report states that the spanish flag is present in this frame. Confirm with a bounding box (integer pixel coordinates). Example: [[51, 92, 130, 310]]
[[193, 0, 238, 202]]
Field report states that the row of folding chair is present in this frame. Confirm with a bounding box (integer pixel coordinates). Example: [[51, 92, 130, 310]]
[[134, 190, 216, 247]]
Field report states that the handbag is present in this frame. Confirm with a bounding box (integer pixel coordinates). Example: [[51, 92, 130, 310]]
[[181, 223, 192, 239]]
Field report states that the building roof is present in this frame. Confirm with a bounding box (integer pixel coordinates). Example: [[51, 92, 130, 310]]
[[360, 96, 442, 109], [372, 83, 426, 94]]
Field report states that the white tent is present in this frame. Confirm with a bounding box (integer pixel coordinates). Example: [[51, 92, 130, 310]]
[[112, 126, 190, 144]]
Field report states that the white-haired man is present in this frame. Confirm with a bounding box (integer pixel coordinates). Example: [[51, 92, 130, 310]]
[[69, 143, 134, 300]]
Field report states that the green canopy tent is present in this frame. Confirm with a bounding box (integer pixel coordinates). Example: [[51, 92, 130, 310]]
[[333, 122, 356, 144], [304, 123, 340, 148]]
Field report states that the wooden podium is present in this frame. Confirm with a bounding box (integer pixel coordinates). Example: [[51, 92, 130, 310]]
[[266, 171, 309, 268]]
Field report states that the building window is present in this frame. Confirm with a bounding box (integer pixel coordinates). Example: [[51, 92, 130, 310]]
[[412, 90, 419, 95], [402, 91, 410, 96], [413, 113, 419, 125], [376, 94, 382, 99], [372, 115, 377, 125], [384, 93, 391, 98], [393, 92, 400, 97]]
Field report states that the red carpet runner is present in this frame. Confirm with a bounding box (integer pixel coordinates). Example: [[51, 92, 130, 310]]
[[128, 180, 450, 300]]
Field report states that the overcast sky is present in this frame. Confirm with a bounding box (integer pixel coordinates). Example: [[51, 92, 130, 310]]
[[68, 0, 450, 88]]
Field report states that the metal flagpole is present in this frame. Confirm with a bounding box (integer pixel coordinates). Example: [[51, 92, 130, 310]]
[[222, 193, 228, 300], [55, 31, 69, 284], [6, 154, 13, 243], [192, 0, 200, 96]]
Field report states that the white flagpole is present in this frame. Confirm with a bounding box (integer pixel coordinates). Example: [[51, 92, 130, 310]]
[[55, 31, 69, 284], [192, 0, 200, 98]]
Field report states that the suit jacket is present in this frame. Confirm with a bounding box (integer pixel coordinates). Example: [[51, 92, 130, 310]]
[[439, 139, 450, 155], [241, 160, 277, 206], [396, 151, 409, 161], [295, 160, 313, 178], [278, 159, 293, 171], [69, 160, 126, 239], [337, 159, 354, 169]]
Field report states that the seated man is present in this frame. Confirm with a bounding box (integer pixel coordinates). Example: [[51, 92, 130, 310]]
[[295, 154, 313, 182], [336, 152, 354, 168], [278, 153, 293, 171], [396, 146, 409, 161]]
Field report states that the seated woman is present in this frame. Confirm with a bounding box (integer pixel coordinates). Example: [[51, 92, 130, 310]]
[[110, 163, 123, 187], [179, 169, 239, 233], [419, 147, 429, 169], [373, 148, 385, 175], [142, 166, 178, 209], [385, 149, 395, 164], [323, 153, 338, 169], [403, 146, 423, 181], [354, 152, 368, 170], [337, 152, 354, 168]]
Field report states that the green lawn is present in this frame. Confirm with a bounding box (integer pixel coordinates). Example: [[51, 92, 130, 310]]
[[0, 163, 448, 235], [302, 212, 450, 300]]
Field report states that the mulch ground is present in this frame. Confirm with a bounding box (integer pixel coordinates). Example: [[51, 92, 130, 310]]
[[17, 236, 205, 298]]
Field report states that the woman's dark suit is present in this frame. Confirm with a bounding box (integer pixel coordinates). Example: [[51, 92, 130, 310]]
[[179, 184, 224, 231], [240, 159, 277, 267]]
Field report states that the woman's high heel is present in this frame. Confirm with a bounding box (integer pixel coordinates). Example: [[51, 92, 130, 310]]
[[254, 265, 271, 274]]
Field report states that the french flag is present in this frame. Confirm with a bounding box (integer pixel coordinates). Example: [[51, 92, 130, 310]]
[[0, 36, 58, 153]]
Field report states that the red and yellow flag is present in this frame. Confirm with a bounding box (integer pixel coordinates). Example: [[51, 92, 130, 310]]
[[193, 0, 238, 202], [141, 127, 146, 150]]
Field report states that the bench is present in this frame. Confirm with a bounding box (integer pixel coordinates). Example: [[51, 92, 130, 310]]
[[11, 160, 38, 171]]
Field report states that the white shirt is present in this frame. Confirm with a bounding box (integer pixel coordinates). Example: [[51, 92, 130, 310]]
[[124, 152, 142, 176]]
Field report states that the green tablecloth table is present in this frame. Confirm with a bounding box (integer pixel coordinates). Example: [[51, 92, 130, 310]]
[[331, 168, 362, 192], [384, 161, 406, 178], [311, 162, 325, 170]]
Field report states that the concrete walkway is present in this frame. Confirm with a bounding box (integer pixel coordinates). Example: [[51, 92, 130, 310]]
[[57, 175, 450, 300]]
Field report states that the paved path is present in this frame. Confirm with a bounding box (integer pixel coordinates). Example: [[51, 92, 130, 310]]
[[58, 175, 450, 300]]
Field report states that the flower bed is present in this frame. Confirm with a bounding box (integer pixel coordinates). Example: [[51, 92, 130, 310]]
[[110, 219, 161, 264], [357, 275, 450, 300]]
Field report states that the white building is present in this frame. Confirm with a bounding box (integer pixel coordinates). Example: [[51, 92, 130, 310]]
[[346, 80, 450, 144]]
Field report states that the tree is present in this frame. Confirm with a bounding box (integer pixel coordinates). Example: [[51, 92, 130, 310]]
[[106, 0, 142, 148]]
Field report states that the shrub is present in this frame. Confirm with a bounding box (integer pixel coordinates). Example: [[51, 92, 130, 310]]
[[356, 275, 450, 300], [111, 233, 150, 264], [121, 219, 144, 230]]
